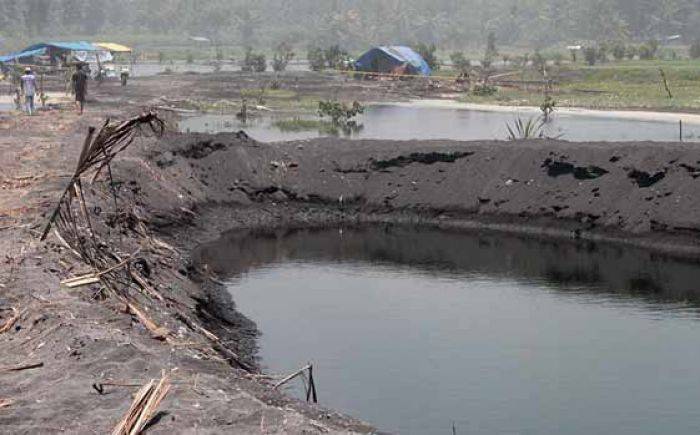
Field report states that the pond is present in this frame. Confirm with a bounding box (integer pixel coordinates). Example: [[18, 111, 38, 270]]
[[178, 103, 700, 143], [197, 226, 700, 435]]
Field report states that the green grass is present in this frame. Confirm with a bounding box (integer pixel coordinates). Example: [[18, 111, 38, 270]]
[[457, 59, 700, 112], [273, 118, 334, 133]]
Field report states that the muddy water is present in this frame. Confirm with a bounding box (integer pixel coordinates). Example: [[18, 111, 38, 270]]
[[197, 227, 700, 435], [179, 104, 700, 143]]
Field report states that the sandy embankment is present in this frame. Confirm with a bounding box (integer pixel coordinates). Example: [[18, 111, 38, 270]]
[[394, 99, 700, 125]]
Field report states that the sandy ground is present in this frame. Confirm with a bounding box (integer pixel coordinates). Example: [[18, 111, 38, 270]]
[[391, 99, 700, 125], [2, 71, 700, 434]]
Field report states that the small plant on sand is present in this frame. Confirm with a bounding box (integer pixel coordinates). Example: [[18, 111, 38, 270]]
[[506, 116, 546, 140], [540, 95, 556, 121]]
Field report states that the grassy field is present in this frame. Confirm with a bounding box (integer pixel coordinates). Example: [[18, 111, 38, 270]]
[[459, 60, 700, 112]]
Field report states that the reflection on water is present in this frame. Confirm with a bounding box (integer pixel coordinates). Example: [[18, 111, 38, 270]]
[[179, 104, 700, 143], [195, 227, 700, 435]]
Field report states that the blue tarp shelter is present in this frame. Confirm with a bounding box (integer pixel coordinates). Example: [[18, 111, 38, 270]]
[[0, 48, 47, 63], [355, 46, 431, 76], [0, 41, 101, 64]]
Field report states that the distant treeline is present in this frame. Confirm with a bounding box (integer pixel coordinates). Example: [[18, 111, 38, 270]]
[[1, 0, 700, 50]]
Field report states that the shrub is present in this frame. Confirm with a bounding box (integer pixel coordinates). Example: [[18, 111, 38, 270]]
[[318, 100, 364, 126], [626, 45, 638, 60], [612, 42, 627, 61], [242, 48, 266, 72], [307, 46, 326, 71], [272, 42, 295, 72], [324, 45, 348, 69], [186, 52, 194, 64], [583, 47, 597, 66], [639, 40, 659, 60], [506, 116, 546, 140], [450, 52, 470, 72], [690, 40, 700, 59], [540, 95, 556, 121], [532, 50, 546, 71], [472, 84, 497, 96], [596, 43, 609, 63], [415, 43, 440, 71]]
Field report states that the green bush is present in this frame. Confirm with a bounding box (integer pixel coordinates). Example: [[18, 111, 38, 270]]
[[318, 100, 364, 126], [583, 47, 597, 66], [307, 46, 326, 71], [690, 40, 700, 59], [415, 43, 439, 71], [272, 42, 295, 72], [450, 52, 470, 72], [639, 40, 659, 60], [472, 84, 497, 96], [612, 42, 626, 61], [242, 48, 266, 72], [324, 45, 348, 69]]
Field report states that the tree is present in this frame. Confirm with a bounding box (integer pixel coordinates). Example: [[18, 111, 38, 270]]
[[272, 42, 295, 72], [415, 43, 439, 71]]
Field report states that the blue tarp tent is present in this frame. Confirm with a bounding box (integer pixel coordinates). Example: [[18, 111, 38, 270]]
[[22, 41, 101, 53], [0, 41, 102, 64], [0, 48, 47, 63], [355, 46, 431, 76]]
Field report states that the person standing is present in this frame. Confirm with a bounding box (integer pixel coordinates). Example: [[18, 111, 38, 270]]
[[20, 68, 37, 116], [72, 63, 89, 115]]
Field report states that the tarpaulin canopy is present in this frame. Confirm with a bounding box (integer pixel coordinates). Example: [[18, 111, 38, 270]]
[[22, 41, 102, 53], [0, 47, 47, 63], [94, 43, 132, 53], [355, 46, 432, 76]]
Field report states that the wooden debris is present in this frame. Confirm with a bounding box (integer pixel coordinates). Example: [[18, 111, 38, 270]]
[[0, 307, 19, 334], [0, 361, 44, 373], [125, 301, 169, 341], [61, 250, 141, 289], [274, 364, 318, 403], [111, 372, 171, 435], [0, 399, 12, 409], [61, 275, 101, 288]]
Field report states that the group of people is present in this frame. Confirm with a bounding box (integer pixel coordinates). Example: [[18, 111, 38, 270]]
[[18, 63, 90, 116]]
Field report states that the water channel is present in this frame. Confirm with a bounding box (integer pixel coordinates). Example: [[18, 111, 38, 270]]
[[196, 226, 700, 434]]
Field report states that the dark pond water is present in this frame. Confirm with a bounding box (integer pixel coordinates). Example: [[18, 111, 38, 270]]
[[196, 226, 700, 435], [178, 104, 700, 143]]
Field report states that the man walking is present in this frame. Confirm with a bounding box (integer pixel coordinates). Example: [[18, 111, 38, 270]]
[[72, 63, 89, 115], [20, 68, 37, 116]]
